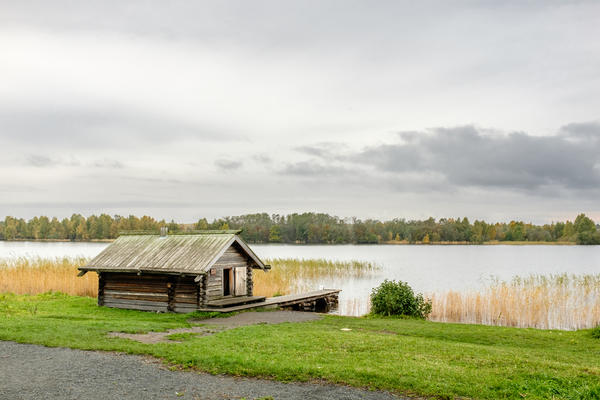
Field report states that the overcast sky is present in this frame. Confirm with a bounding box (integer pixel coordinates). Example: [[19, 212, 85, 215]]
[[1, 1, 599, 223]]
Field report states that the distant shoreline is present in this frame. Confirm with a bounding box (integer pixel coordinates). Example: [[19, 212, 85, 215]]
[[0, 239, 114, 243], [382, 240, 577, 245], [0, 239, 579, 245]]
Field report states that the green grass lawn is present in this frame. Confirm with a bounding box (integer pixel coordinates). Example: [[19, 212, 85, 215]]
[[1, 292, 599, 400]]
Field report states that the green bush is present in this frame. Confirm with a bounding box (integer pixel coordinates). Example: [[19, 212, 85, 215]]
[[370, 280, 432, 318], [592, 325, 600, 339]]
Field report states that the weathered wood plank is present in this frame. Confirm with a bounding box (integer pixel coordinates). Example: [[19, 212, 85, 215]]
[[173, 306, 198, 313], [103, 284, 168, 293], [204, 296, 265, 307], [198, 289, 341, 313], [173, 299, 197, 305], [213, 261, 247, 268], [105, 296, 168, 303], [104, 278, 168, 285], [174, 289, 197, 295], [173, 291, 197, 297], [104, 302, 169, 312], [104, 290, 168, 297], [103, 298, 169, 307], [105, 273, 169, 282]]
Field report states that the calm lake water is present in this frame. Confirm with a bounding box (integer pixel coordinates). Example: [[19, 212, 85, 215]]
[[2, 241, 599, 316]]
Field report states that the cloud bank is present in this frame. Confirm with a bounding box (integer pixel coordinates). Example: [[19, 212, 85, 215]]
[[1, 1, 599, 222], [349, 124, 600, 191]]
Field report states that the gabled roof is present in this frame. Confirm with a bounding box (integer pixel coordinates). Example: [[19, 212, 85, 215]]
[[78, 232, 269, 275]]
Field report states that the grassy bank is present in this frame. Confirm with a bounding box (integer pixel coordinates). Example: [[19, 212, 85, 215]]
[[0, 293, 599, 399]]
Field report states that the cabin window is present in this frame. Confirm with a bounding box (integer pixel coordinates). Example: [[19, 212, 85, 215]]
[[223, 268, 231, 296]]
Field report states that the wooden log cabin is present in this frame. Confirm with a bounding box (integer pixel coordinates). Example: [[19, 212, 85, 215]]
[[78, 229, 270, 313]]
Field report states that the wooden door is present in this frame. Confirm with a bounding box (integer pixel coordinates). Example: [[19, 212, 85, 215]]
[[234, 267, 247, 296], [223, 268, 231, 296]]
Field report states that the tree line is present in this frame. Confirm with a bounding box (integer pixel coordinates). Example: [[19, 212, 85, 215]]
[[1, 212, 599, 245]]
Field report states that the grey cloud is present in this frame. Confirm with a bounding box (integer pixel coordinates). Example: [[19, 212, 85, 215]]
[[0, 183, 39, 193], [295, 145, 330, 158], [353, 125, 600, 191], [280, 161, 350, 177], [25, 154, 96, 168], [0, 200, 200, 209], [91, 159, 124, 169], [351, 143, 424, 173], [25, 154, 82, 168], [288, 124, 600, 193], [215, 159, 243, 170], [26, 155, 55, 167], [252, 154, 272, 164], [0, 1, 447, 50], [119, 175, 182, 184], [559, 121, 600, 141], [295, 143, 348, 159], [0, 105, 235, 149]]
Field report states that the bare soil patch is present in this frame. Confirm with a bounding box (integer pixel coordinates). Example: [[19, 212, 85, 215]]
[[108, 311, 321, 344]]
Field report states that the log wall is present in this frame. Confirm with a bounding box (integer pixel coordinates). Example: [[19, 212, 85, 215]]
[[100, 273, 201, 313], [101, 273, 170, 312]]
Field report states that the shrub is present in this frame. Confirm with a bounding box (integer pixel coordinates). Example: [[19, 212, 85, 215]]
[[370, 280, 432, 318], [592, 325, 600, 339]]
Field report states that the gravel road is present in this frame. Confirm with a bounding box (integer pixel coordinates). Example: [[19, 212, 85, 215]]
[[0, 341, 402, 400]]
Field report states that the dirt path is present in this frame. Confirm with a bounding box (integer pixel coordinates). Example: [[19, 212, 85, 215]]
[[0, 341, 403, 400], [109, 311, 322, 344]]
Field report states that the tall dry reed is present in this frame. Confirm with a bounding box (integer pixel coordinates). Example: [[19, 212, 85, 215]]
[[0, 257, 378, 300], [0, 257, 96, 297], [4, 256, 598, 330], [429, 274, 600, 330], [253, 258, 379, 297]]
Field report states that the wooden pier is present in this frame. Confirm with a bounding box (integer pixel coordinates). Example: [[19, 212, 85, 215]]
[[199, 289, 341, 313]]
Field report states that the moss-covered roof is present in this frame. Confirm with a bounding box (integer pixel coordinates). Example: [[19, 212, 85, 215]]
[[79, 232, 267, 275]]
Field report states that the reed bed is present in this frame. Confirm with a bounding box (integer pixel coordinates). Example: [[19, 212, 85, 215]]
[[4, 256, 599, 330], [252, 258, 379, 297], [340, 297, 372, 317], [0, 257, 378, 300], [429, 274, 600, 330], [0, 257, 96, 297]]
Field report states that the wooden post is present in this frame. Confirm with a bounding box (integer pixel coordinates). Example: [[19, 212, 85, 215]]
[[200, 275, 208, 306], [246, 266, 253, 296], [196, 278, 201, 309], [167, 277, 177, 312], [97, 272, 105, 306]]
